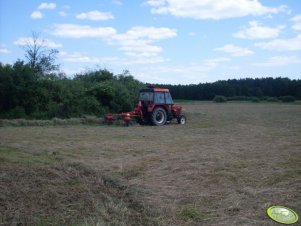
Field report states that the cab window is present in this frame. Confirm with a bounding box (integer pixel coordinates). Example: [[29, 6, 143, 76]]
[[165, 92, 173, 104], [154, 92, 165, 104], [139, 92, 153, 101]]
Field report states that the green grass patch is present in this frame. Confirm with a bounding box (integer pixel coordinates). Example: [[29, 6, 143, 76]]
[[173, 99, 212, 104], [0, 146, 15, 153], [179, 205, 207, 222], [0, 146, 61, 165], [112, 134, 133, 141], [174, 99, 196, 103]]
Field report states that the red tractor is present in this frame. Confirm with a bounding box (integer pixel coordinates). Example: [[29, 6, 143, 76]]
[[105, 87, 186, 126]]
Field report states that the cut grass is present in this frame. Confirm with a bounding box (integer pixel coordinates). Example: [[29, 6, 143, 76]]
[[0, 150, 160, 226], [0, 102, 300, 225], [179, 205, 208, 221], [0, 116, 103, 127], [0, 146, 61, 166]]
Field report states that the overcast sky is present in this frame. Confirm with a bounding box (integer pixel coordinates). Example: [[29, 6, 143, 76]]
[[0, 0, 301, 84]]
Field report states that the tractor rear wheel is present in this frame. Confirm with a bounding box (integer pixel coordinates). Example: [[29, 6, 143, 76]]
[[177, 115, 186, 125], [151, 107, 167, 126]]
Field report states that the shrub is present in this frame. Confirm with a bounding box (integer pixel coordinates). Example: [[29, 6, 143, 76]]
[[266, 97, 279, 102], [227, 96, 251, 101], [251, 97, 260, 103], [7, 107, 27, 119], [213, 95, 227, 103], [279, 96, 295, 102], [83, 115, 102, 125]]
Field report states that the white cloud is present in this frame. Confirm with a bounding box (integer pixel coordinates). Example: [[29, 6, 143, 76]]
[[254, 56, 301, 67], [142, 57, 230, 77], [146, 0, 166, 7], [52, 24, 117, 38], [109, 26, 177, 57], [145, 0, 288, 20], [52, 24, 176, 62], [112, 0, 123, 5], [14, 37, 62, 48], [31, 11, 43, 19], [120, 44, 162, 57], [215, 44, 254, 56], [105, 56, 167, 65], [76, 10, 114, 21], [291, 14, 301, 31], [135, 65, 206, 84], [60, 52, 101, 63], [203, 57, 231, 67], [234, 21, 285, 39], [115, 26, 177, 40], [31, 2, 56, 19], [0, 46, 10, 54], [59, 11, 67, 17], [125, 56, 167, 64], [265, 14, 273, 19], [133, 57, 231, 84], [38, 2, 56, 10], [59, 51, 167, 68], [255, 34, 301, 51]]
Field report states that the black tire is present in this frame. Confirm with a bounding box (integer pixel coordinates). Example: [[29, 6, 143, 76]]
[[177, 115, 186, 125], [151, 107, 167, 126]]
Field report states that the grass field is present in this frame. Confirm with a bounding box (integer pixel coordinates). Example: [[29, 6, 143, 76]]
[[1, 102, 300, 225]]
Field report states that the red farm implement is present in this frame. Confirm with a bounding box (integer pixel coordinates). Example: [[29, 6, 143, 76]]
[[104, 87, 186, 126]]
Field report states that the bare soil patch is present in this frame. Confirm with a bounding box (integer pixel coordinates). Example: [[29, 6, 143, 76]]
[[1, 102, 300, 225]]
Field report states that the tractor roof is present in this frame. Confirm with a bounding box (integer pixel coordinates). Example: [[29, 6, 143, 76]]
[[140, 88, 170, 92]]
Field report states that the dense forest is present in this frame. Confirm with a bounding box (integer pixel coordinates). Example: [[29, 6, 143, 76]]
[[158, 77, 301, 101], [0, 33, 300, 119]]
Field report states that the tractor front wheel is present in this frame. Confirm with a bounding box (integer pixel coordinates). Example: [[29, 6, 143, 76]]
[[151, 107, 167, 126], [177, 115, 186, 125]]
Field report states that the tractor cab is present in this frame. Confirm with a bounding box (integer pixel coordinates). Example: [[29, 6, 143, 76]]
[[139, 88, 174, 105]]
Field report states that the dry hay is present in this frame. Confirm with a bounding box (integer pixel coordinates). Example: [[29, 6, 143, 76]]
[[0, 102, 300, 225]]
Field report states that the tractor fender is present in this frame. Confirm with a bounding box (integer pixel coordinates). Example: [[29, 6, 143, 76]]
[[171, 104, 183, 117], [149, 105, 169, 113]]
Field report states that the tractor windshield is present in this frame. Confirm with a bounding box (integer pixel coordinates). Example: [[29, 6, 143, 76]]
[[139, 92, 154, 102]]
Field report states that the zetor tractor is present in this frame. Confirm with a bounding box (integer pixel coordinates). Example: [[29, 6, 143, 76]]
[[105, 87, 186, 126]]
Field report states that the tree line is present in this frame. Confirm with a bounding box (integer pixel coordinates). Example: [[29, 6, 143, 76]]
[[157, 77, 301, 101], [1, 61, 300, 119], [0, 61, 144, 119]]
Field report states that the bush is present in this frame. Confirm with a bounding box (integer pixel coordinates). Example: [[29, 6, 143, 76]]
[[213, 95, 227, 103], [279, 96, 295, 102], [251, 97, 260, 103], [227, 96, 251, 101], [7, 107, 27, 119], [266, 97, 279, 102]]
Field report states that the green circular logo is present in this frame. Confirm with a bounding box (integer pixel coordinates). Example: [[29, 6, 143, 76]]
[[267, 206, 298, 224]]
